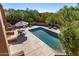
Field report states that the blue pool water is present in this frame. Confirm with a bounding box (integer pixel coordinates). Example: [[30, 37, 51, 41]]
[[29, 27, 64, 52]]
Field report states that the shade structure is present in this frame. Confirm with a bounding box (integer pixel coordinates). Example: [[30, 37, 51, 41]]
[[14, 21, 28, 28]]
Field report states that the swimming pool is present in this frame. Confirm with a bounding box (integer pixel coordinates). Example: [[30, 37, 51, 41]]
[[29, 27, 64, 52]]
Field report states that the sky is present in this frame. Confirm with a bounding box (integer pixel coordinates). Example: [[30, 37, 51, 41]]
[[2, 3, 77, 13]]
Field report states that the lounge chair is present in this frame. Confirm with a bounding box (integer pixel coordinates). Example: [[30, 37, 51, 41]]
[[18, 29, 24, 34], [7, 27, 13, 31], [10, 50, 24, 56], [6, 31, 14, 35], [53, 27, 58, 30], [7, 35, 17, 44], [5, 22, 13, 31]]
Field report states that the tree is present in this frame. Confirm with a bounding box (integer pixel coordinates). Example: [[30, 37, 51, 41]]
[[6, 9, 17, 24], [28, 18, 34, 25], [59, 21, 79, 55], [58, 4, 79, 55]]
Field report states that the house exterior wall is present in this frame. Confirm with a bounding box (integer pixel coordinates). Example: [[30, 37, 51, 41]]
[[0, 4, 9, 56]]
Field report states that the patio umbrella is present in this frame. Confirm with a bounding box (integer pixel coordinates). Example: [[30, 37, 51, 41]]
[[14, 21, 28, 27]]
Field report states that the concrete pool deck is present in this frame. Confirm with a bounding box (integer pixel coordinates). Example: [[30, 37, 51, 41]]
[[9, 26, 66, 56]]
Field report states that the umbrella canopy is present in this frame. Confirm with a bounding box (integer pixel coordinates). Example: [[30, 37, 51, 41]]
[[14, 21, 28, 27]]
